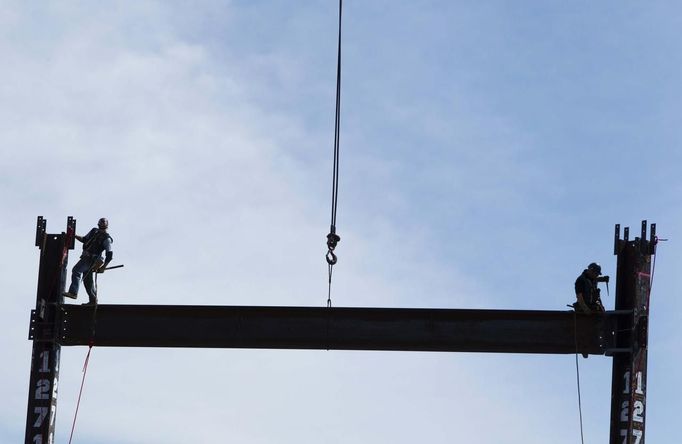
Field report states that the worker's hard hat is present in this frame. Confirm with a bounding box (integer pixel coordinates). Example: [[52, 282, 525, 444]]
[[588, 262, 602, 275], [98, 217, 109, 229]]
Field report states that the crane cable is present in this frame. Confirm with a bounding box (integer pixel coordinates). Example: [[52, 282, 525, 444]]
[[325, 0, 343, 308]]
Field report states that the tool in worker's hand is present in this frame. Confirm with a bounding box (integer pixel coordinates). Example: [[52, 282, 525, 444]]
[[97, 264, 124, 273], [597, 275, 610, 297]]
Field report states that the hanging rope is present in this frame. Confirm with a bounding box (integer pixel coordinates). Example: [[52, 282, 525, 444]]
[[68, 345, 93, 444], [326, 0, 343, 307], [68, 294, 99, 443], [573, 311, 586, 444]]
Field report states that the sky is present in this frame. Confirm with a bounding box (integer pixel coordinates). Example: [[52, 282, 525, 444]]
[[2, 1, 681, 443]]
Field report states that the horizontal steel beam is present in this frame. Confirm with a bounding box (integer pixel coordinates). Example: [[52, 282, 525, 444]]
[[58, 305, 617, 355]]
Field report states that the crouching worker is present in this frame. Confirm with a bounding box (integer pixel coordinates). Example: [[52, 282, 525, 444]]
[[63, 217, 113, 305], [574, 262, 609, 314]]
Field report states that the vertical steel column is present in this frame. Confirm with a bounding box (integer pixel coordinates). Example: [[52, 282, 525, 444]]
[[609, 222, 654, 444], [25, 217, 75, 444]]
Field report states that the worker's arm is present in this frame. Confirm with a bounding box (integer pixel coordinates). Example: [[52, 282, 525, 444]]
[[97, 237, 113, 272], [593, 288, 605, 312], [76, 228, 98, 243], [103, 251, 113, 267], [96, 252, 113, 273], [576, 293, 591, 313]]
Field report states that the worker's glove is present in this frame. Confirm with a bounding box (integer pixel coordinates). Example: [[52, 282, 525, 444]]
[[96, 266, 106, 274], [578, 303, 591, 314], [596, 299, 605, 312]]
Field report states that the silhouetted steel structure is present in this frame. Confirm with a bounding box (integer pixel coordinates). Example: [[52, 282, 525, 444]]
[[25, 216, 75, 444], [609, 222, 655, 444], [25, 217, 655, 444], [60, 304, 614, 353]]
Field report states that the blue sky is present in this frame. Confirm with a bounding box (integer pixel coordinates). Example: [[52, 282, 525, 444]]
[[2, 1, 681, 443]]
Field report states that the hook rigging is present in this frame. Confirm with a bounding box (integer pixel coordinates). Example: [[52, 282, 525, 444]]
[[325, 0, 343, 307]]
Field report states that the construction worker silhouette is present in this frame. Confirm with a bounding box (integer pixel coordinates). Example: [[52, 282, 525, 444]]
[[63, 217, 113, 305], [574, 262, 608, 314]]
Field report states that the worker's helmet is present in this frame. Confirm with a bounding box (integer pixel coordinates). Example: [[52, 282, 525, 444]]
[[98, 217, 108, 229], [588, 262, 602, 275]]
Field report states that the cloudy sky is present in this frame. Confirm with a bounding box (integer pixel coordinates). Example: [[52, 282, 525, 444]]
[[2, 1, 681, 443]]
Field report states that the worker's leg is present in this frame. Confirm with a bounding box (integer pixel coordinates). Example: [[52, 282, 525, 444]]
[[68, 257, 92, 296], [83, 269, 97, 304], [60, 255, 68, 293], [84, 259, 103, 304]]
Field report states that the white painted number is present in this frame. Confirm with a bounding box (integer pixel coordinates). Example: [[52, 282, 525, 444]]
[[620, 400, 629, 422], [39, 351, 49, 373], [623, 371, 645, 395], [633, 401, 644, 423], [620, 428, 644, 444], [635, 372, 644, 395], [32, 435, 42, 444], [34, 379, 50, 400], [633, 429, 643, 444], [33, 407, 48, 427], [49, 407, 56, 427], [623, 371, 630, 394]]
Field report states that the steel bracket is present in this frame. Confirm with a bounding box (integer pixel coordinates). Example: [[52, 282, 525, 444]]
[[28, 310, 56, 342]]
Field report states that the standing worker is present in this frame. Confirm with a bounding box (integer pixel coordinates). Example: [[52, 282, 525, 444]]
[[574, 262, 609, 314], [63, 217, 113, 305]]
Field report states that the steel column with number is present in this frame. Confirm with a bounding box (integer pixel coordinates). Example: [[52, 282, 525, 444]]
[[609, 222, 655, 444], [25, 217, 74, 444]]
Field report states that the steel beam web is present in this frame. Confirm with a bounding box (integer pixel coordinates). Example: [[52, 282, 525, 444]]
[[58, 305, 615, 355]]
